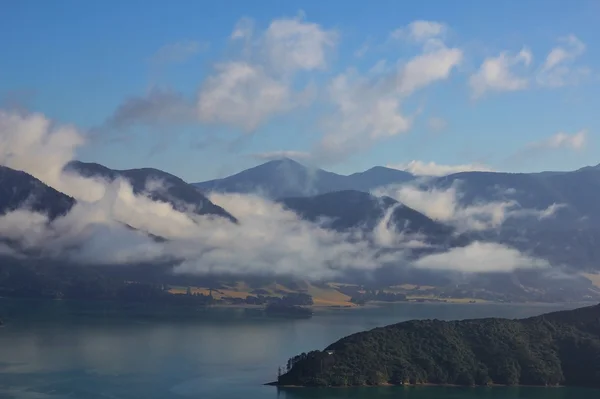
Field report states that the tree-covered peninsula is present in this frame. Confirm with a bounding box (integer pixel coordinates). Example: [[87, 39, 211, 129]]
[[276, 304, 600, 388]]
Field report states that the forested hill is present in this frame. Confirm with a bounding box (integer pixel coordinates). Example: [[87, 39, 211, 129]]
[[276, 304, 600, 388]]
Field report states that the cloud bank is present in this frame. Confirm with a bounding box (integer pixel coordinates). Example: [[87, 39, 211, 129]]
[[375, 181, 563, 232], [0, 108, 557, 277]]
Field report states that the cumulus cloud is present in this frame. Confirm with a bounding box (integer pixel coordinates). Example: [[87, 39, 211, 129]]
[[103, 15, 333, 135], [375, 181, 563, 232], [316, 69, 412, 160], [537, 35, 588, 87], [397, 41, 463, 96], [262, 17, 337, 73], [469, 48, 532, 98], [387, 160, 494, 177], [197, 62, 292, 131], [316, 22, 461, 161], [414, 241, 549, 273], [196, 16, 335, 131]]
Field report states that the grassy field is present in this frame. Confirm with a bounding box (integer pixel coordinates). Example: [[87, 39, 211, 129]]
[[167, 280, 496, 307], [168, 281, 357, 307], [406, 295, 487, 304]]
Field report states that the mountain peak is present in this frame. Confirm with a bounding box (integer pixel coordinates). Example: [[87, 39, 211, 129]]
[[261, 157, 307, 169], [575, 163, 600, 173]]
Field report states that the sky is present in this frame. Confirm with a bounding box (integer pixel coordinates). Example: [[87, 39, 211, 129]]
[[1, 0, 599, 182]]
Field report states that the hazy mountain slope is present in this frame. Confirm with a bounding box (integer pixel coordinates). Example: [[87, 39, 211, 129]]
[[193, 159, 415, 198], [0, 165, 74, 219], [66, 161, 236, 222], [430, 168, 600, 227], [280, 190, 463, 248], [344, 166, 414, 191]]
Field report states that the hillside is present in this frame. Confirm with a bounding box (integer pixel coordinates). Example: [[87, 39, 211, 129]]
[[276, 303, 600, 387], [0, 165, 74, 219], [280, 190, 460, 246], [65, 161, 236, 222]]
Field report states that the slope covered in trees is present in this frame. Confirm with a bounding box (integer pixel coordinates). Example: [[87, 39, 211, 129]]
[[277, 304, 600, 388]]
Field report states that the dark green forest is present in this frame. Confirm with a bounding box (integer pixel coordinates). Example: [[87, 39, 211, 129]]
[[277, 304, 600, 388]]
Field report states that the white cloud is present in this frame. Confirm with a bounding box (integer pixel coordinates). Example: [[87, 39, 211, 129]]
[[0, 110, 85, 195], [251, 150, 311, 161], [263, 17, 337, 73], [196, 16, 335, 131], [150, 40, 207, 65], [388, 160, 494, 176], [317, 69, 411, 160], [375, 181, 563, 232], [413, 241, 549, 273], [197, 62, 291, 131], [397, 42, 463, 96], [537, 35, 587, 87], [529, 129, 588, 151], [469, 48, 532, 98], [316, 24, 461, 161], [408, 21, 446, 42]]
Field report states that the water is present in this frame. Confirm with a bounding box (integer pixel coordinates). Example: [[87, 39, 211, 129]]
[[0, 299, 596, 399]]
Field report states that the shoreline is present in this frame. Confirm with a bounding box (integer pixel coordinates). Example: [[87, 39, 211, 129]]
[[1, 296, 594, 312], [265, 381, 568, 389]]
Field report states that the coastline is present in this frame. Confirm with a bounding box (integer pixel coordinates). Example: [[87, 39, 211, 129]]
[[265, 381, 567, 389]]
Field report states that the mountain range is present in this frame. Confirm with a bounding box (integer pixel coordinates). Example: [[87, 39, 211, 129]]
[[1, 157, 600, 303], [193, 158, 414, 199], [195, 158, 600, 227]]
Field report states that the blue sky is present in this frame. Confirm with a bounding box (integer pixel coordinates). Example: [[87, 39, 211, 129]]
[[1, 0, 599, 181]]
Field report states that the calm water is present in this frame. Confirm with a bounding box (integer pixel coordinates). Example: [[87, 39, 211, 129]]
[[0, 299, 596, 399]]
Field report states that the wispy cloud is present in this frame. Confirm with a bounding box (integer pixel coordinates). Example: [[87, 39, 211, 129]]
[[390, 20, 447, 43], [469, 48, 532, 98], [375, 181, 563, 232], [528, 129, 588, 151], [150, 40, 208, 65], [315, 20, 462, 162], [537, 35, 588, 88], [105, 87, 194, 130], [387, 160, 494, 177]]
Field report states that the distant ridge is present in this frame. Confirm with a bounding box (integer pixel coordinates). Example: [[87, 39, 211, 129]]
[[65, 161, 237, 222], [193, 158, 415, 199]]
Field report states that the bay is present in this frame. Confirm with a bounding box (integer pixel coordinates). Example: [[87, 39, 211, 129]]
[[0, 299, 595, 399]]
